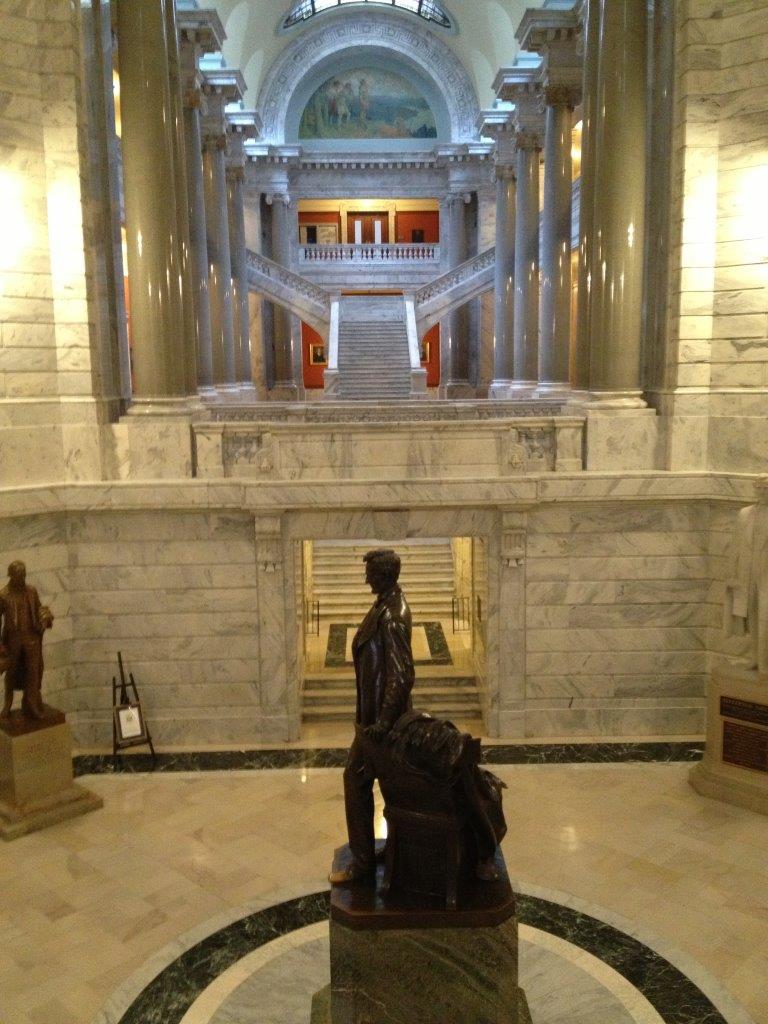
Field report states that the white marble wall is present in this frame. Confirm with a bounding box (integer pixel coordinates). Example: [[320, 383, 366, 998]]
[[0, 476, 747, 748], [664, 0, 768, 472], [521, 501, 719, 736], [0, 0, 106, 486], [66, 510, 264, 746]]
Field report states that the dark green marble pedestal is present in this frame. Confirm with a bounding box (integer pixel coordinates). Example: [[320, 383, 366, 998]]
[[312, 844, 529, 1024]]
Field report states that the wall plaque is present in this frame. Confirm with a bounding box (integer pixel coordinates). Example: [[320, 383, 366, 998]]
[[720, 696, 768, 728], [722, 720, 768, 774]]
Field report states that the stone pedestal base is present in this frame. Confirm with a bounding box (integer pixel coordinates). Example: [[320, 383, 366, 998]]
[[0, 712, 103, 840], [689, 665, 768, 815], [314, 844, 527, 1023], [585, 406, 659, 471]]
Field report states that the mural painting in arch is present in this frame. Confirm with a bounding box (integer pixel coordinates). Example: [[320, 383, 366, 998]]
[[299, 68, 437, 140]]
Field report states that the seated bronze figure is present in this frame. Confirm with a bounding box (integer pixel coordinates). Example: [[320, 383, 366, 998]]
[[330, 548, 507, 906]]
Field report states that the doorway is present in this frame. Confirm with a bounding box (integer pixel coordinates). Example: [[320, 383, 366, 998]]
[[298, 538, 486, 740], [347, 212, 389, 245]]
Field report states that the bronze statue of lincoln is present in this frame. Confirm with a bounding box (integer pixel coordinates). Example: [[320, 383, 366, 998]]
[[330, 548, 415, 884]]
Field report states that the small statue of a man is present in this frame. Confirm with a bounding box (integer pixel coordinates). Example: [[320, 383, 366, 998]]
[[330, 548, 415, 884], [724, 479, 768, 679], [0, 561, 54, 720]]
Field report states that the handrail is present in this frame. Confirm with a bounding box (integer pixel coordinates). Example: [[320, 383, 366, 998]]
[[297, 243, 440, 263], [245, 249, 331, 311], [414, 247, 496, 305]]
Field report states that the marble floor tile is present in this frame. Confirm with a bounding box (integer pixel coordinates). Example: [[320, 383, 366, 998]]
[[0, 765, 765, 1024]]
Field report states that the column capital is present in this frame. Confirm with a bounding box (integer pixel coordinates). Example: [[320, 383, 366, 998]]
[[265, 192, 292, 208], [493, 67, 545, 141], [543, 83, 580, 109], [478, 107, 517, 169], [225, 110, 260, 170], [515, 130, 542, 153], [495, 164, 516, 182]]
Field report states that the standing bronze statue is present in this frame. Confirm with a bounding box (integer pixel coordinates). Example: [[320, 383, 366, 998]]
[[331, 548, 415, 883], [0, 561, 54, 720], [330, 547, 507, 898]]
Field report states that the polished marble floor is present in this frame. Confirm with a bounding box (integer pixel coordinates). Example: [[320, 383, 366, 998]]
[[1, 762, 767, 1024]]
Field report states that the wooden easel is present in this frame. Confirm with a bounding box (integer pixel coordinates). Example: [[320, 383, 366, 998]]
[[111, 650, 156, 764]]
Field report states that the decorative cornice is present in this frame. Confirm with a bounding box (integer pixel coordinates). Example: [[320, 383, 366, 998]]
[[256, 10, 480, 145], [178, 10, 226, 51]]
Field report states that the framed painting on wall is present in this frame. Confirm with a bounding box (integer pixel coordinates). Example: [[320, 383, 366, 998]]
[[300, 223, 339, 245], [310, 344, 326, 365]]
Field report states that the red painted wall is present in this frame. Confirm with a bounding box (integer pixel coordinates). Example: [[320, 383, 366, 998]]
[[395, 211, 440, 244], [298, 211, 342, 242], [302, 322, 326, 389], [422, 323, 440, 387]]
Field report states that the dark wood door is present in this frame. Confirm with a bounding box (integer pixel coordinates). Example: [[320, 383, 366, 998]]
[[347, 212, 389, 244]]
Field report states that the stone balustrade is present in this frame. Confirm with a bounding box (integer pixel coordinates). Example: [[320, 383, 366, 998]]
[[194, 412, 585, 481], [297, 243, 441, 264]]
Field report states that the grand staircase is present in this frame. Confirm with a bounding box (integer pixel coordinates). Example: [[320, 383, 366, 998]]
[[337, 296, 412, 401], [311, 539, 456, 621], [302, 540, 482, 723]]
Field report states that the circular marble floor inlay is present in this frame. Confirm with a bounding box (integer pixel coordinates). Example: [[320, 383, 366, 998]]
[[110, 892, 739, 1024]]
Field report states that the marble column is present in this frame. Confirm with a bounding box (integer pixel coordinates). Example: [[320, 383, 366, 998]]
[[269, 195, 300, 398], [184, 88, 215, 394], [491, 166, 516, 392], [178, 11, 226, 395], [114, 0, 187, 404], [164, 0, 198, 399], [227, 167, 252, 390], [441, 193, 472, 398], [203, 133, 237, 392], [587, 0, 648, 404], [512, 133, 541, 391], [574, 0, 599, 394], [538, 86, 575, 395]]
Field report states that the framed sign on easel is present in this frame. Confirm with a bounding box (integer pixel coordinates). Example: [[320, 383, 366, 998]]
[[112, 651, 156, 763]]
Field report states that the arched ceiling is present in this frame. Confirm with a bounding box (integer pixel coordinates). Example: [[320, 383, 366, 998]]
[[205, 0, 544, 109]]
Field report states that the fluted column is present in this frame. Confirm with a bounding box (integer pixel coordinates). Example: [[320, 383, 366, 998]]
[[480, 109, 517, 399], [225, 111, 259, 393], [178, 12, 225, 395], [587, 0, 648, 404], [574, 0, 599, 393], [539, 85, 576, 394], [441, 193, 472, 397], [114, 0, 187, 405], [227, 167, 251, 389], [164, 0, 198, 399], [269, 194, 300, 397], [203, 133, 237, 390], [513, 133, 541, 390], [492, 165, 516, 390]]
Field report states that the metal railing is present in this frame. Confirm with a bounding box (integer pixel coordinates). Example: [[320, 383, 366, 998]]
[[304, 599, 321, 636], [298, 243, 440, 264], [452, 596, 472, 634]]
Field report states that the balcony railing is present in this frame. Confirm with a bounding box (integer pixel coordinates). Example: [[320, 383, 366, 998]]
[[297, 243, 441, 264]]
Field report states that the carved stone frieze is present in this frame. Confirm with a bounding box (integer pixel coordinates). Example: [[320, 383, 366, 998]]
[[257, 10, 479, 144]]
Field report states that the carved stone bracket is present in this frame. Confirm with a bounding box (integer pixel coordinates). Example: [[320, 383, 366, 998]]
[[254, 515, 283, 574], [500, 510, 527, 568]]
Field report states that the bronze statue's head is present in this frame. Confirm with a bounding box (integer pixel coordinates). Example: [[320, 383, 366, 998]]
[[363, 548, 401, 594], [7, 561, 26, 589]]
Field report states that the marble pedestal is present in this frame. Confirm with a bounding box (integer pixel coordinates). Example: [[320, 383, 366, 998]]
[[689, 665, 768, 815], [0, 711, 103, 840], [312, 844, 530, 1024]]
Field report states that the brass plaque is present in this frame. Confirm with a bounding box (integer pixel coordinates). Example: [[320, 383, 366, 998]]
[[720, 696, 768, 728], [722, 721, 768, 774]]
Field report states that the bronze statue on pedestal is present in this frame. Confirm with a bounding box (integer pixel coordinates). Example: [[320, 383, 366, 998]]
[[329, 547, 507, 899], [0, 562, 55, 721]]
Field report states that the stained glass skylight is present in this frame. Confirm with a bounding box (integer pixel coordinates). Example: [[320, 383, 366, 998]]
[[283, 0, 452, 30]]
